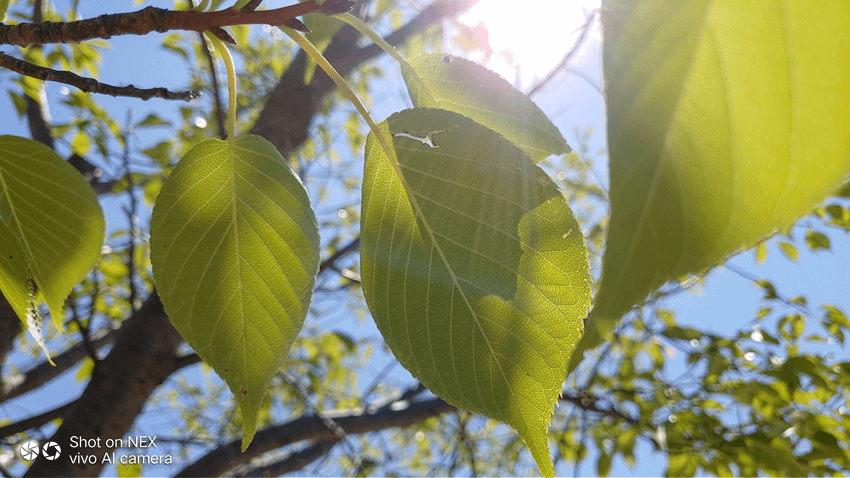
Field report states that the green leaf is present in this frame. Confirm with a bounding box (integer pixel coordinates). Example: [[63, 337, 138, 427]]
[[302, 9, 344, 84], [403, 54, 571, 162], [754, 242, 767, 264], [135, 114, 171, 128], [361, 109, 590, 477], [0, 0, 8, 23], [597, 452, 612, 477], [572, 0, 850, 370], [0, 135, 105, 327], [805, 230, 830, 251], [0, 218, 31, 322], [777, 241, 798, 262], [150, 134, 319, 450], [115, 461, 142, 478], [8, 91, 28, 119], [666, 452, 698, 477], [232, 0, 251, 11]]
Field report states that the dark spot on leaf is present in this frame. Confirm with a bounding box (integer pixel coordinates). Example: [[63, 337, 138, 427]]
[[443, 55, 452, 64]]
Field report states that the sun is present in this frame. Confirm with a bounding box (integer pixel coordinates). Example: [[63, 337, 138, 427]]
[[457, 0, 600, 87]]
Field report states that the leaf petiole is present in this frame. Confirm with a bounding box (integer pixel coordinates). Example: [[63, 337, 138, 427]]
[[204, 31, 237, 143]]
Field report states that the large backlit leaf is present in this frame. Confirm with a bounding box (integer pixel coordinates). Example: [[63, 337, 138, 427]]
[[0, 219, 54, 363], [361, 109, 590, 477], [572, 0, 850, 369], [150, 134, 319, 449], [0, 135, 105, 327], [403, 54, 570, 162], [0, 217, 30, 320]]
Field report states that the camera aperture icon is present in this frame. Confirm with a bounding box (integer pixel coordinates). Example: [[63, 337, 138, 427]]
[[19, 440, 40, 461], [42, 442, 61, 460]]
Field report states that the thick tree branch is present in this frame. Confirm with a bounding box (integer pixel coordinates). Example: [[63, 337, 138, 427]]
[[0, 1, 354, 47], [25, 292, 183, 478], [1, 326, 120, 403], [177, 392, 455, 476], [234, 440, 338, 477], [2, 354, 200, 439], [0, 401, 75, 439]]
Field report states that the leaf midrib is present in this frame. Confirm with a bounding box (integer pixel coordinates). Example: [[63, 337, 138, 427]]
[[382, 130, 527, 422]]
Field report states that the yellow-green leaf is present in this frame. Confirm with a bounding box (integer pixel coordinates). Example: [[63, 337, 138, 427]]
[[150, 134, 319, 450], [0, 135, 105, 327], [403, 54, 570, 162], [572, 0, 850, 370], [302, 5, 344, 84], [0, 217, 30, 321], [116, 461, 141, 478], [361, 109, 590, 477]]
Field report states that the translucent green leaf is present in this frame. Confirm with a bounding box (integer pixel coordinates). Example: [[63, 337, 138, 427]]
[[71, 131, 91, 157], [115, 461, 141, 478], [150, 134, 319, 449], [597, 452, 612, 477], [135, 114, 171, 128], [805, 230, 830, 251], [0, 0, 8, 23], [0, 217, 31, 321], [0, 135, 105, 327], [302, 8, 344, 84], [232, 0, 251, 11], [8, 91, 27, 119], [0, 217, 53, 361], [778, 241, 798, 262], [361, 109, 590, 477], [754, 242, 767, 264], [403, 54, 571, 162], [573, 1, 850, 370]]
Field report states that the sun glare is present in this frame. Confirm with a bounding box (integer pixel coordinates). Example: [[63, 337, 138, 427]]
[[458, 0, 600, 87]]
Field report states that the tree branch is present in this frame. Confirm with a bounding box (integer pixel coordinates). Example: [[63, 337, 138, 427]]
[[0, 401, 75, 439], [24, 292, 184, 478], [561, 393, 639, 425], [176, 393, 455, 476], [1, 326, 120, 403], [234, 440, 338, 477], [318, 237, 360, 276], [0, 52, 199, 100], [2, 353, 200, 439], [251, 0, 481, 156], [0, 1, 354, 47]]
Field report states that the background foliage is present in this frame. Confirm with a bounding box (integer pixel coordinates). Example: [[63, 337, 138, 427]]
[[1, 0, 849, 476]]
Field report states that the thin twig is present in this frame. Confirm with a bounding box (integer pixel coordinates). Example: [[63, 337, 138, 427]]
[[560, 393, 638, 425], [280, 371, 362, 472], [527, 9, 597, 97], [0, 52, 199, 100], [318, 236, 360, 275]]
